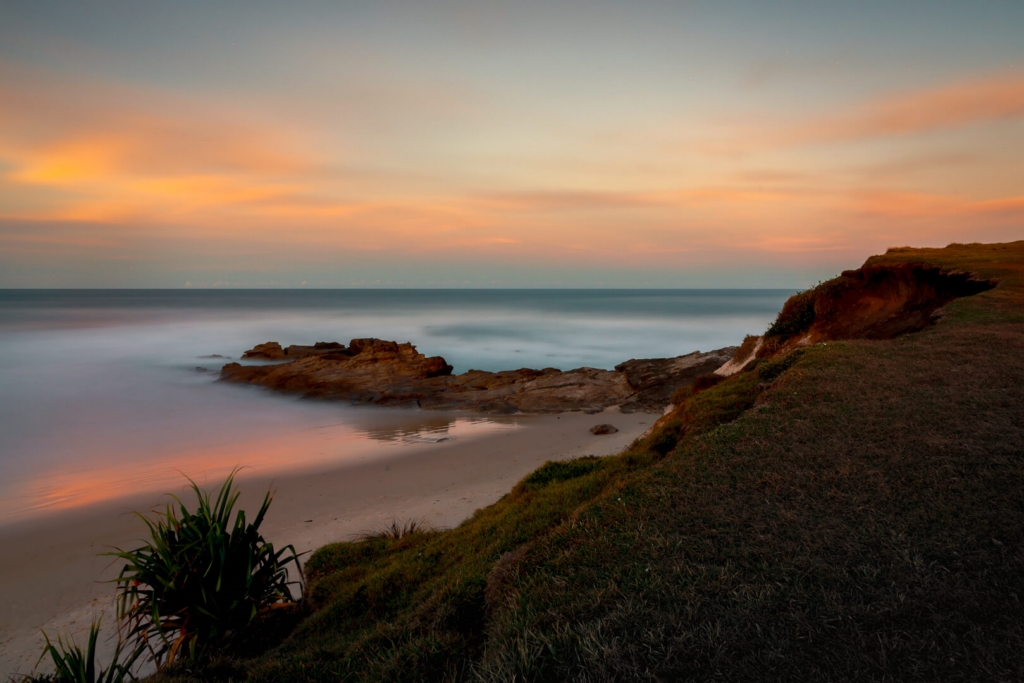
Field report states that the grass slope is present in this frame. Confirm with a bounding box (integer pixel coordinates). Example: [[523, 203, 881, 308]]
[[159, 241, 1024, 682]]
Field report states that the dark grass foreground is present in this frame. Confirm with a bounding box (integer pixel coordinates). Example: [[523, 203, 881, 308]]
[[155, 241, 1024, 682]]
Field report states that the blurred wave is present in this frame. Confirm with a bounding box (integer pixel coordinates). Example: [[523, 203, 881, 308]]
[[0, 289, 792, 523]]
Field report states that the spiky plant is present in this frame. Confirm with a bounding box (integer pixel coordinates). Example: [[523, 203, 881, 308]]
[[108, 472, 301, 665], [359, 518, 432, 541], [28, 619, 143, 683]]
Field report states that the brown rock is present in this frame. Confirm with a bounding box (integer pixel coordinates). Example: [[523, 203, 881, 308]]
[[242, 340, 367, 361], [615, 348, 737, 412], [420, 366, 634, 413], [222, 338, 738, 415], [590, 424, 619, 435], [242, 341, 287, 360]]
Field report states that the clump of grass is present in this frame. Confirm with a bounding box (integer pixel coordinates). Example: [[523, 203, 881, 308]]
[[670, 373, 727, 406], [691, 373, 727, 395], [756, 349, 804, 383], [108, 472, 301, 666], [359, 519, 433, 541], [649, 430, 678, 456], [18, 619, 143, 683], [521, 457, 604, 490], [732, 334, 760, 362]]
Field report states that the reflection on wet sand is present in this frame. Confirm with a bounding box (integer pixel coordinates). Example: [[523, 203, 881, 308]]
[[351, 411, 520, 444], [0, 409, 520, 525]]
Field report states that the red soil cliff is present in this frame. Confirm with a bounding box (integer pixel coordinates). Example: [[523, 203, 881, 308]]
[[760, 262, 995, 356]]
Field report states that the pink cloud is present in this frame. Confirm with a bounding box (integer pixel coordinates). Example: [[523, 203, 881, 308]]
[[799, 75, 1024, 142]]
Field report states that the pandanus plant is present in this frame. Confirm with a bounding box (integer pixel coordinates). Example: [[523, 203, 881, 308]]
[[108, 471, 302, 665], [32, 619, 144, 683]]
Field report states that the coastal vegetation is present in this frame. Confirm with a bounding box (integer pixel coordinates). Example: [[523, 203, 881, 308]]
[[22, 621, 143, 683], [32, 241, 1023, 681], [108, 472, 302, 666], [18, 475, 301, 681]]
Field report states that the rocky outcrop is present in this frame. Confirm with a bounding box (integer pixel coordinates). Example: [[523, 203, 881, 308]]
[[615, 347, 736, 411], [427, 365, 636, 414], [242, 340, 348, 360], [220, 338, 735, 414], [223, 338, 454, 400]]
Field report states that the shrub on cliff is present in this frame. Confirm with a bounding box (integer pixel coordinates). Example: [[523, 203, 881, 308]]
[[764, 286, 818, 341], [108, 472, 302, 666], [670, 373, 727, 406]]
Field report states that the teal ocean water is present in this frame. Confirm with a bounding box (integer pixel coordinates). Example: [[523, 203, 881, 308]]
[[0, 289, 792, 523]]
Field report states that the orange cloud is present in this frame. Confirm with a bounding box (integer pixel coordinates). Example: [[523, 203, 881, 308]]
[[0, 230, 123, 254], [796, 75, 1024, 143], [707, 73, 1024, 153], [10, 138, 128, 184], [2, 60, 1022, 280], [850, 190, 1024, 219], [0, 65, 492, 236], [0, 61, 335, 226], [473, 183, 834, 214], [0, 62, 319, 175], [475, 190, 660, 211]]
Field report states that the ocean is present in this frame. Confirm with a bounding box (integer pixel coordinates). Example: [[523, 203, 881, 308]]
[[0, 289, 792, 525]]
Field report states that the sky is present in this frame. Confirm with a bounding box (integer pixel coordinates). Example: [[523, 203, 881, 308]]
[[0, 1, 1022, 288]]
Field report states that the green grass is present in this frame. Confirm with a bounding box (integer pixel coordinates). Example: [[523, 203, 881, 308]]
[[477, 321, 1024, 681], [152, 240, 1024, 681], [239, 455, 634, 682]]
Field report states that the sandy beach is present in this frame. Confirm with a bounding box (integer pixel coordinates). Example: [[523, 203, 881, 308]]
[[0, 409, 652, 676]]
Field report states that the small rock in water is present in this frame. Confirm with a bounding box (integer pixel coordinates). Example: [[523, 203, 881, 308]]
[[590, 423, 619, 435], [194, 366, 209, 373]]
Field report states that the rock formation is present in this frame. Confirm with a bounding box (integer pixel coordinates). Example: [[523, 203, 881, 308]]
[[220, 338, 736, 414], [590, 424, 619, 435], [615, 349, 735, 411], [242, 340, 348, 360]]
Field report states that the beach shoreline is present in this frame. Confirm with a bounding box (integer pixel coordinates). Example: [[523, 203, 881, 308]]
[[0, 409, 653, 676]]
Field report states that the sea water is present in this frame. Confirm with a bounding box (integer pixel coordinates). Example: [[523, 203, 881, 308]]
[[0, 289, 792, 524]]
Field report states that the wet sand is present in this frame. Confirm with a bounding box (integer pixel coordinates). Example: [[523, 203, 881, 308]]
[[0, 409, 652, 676]]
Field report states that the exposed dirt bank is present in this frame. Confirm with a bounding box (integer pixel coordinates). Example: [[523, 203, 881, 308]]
[[759, 262, 995, 355]]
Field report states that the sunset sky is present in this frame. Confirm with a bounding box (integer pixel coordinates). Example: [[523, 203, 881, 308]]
[[1, 1, 1022, 287]]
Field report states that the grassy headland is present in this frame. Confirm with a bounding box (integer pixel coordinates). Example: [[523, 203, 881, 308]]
[[157, 241, 1024, 682]]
